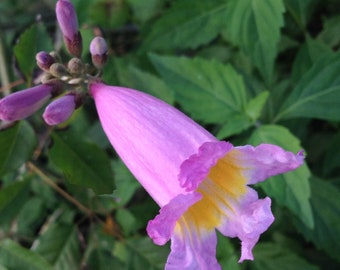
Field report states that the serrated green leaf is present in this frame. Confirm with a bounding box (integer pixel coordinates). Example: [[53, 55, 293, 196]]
[[249, 125, 313, 228], [33, 223, 81, 270], [317, 14, 340, 48], [276, 52, 340, 121], [225, 0, 285, 82], [293, 177, 340, 262], [291, 36, 333, 83], [245, 91, 269, 121], [251, 243, 319, 270], [13, 23, 53, 83], [216, 114, 252, 139], [284, 0, 316, 29], [86, 249, 124, 270], [0, 121, 36, 177], [114, 237, 169, 270], [0, 179, 30, 225], [0, 239, 53, 270], [49, 129, 115, 194], [141, 0, 228, 51], [150, 54, 247, 124]]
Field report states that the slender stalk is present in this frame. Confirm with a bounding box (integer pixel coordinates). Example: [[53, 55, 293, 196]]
[[0, 37, 11, 96], [27, 162, 93, 216]]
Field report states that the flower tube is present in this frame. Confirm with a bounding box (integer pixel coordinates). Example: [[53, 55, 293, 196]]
[[0, 81, 62, 122], [90, 82, 304, 269]]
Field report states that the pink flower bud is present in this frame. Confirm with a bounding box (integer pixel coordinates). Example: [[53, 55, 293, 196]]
[[90, 37, 108, 69], [0, 84, 55, 121], [43, 94, 77, 125], [36, 51, 55, 71], [56, 0, 82, 57]]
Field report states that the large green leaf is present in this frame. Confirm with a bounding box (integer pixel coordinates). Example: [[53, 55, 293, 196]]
[[251, 243, 319, 270], [13, 23, 53, 83], [284, 0, 316, 29], [49, 129, 115, 194], [0, 179, 30, 225], [249, 125, 313, 228], [0, 121, 36, 177], [0, 239, 52, 270], [150, 54, 247, 124], [293, 177, 340, 262], [33, 223, 81, 270], [141, 0, 228, 51], [225, 0, 285, 82], [114, 237, 169, 270], [275, 52, 340, 121]]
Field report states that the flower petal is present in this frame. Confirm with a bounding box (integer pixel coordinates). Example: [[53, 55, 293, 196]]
[[90, 83, 216, 206], [147, 192, 202, 245], [179, 141, 233, 192], [231, 144, 304, 185], [166, 225, 221, 270]]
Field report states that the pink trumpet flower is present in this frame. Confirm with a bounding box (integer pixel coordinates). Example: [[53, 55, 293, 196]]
[[90, 82, 304, 270]]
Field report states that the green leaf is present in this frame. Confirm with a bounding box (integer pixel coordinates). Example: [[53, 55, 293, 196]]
[[0, 179, 30, 225], [284, 0, 316, 29], [141, 0, 228, 51], [0, 239, 53, 270], [113, 237, 169, 270], [276, 52, 340, 121], [126, 0, 161, 23], [33, 223, 81, 270], [251, 243, 319, 270], [13, 23, 53, 83], [293, 177, 340, 262], [112, 159, 140, 206], [0, 121, 36, 177], [249, 125, 314, 228], [323, 132, 340, 177], [225, 0, 285, 82], [317, 14, 340, 48], [49, 129, 115, 194], [150, 54, 247, 124], [216, 232, 241, 270], [216, 114, 252, 139], [245, 91, 269, 121]]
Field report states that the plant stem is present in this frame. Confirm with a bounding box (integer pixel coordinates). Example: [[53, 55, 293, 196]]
[[27, 162, 93, 216], [0, 37, 11, 96]]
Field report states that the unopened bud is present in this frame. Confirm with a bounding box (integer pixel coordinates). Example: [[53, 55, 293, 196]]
[[90, 37, 108, 69], [49, 63, 70, 78], [67, 57, 84, 75], [56, 0, 82, 57], [0, 84, 54, 121], [43, 94, 78, 125], [36, 51, 55, 71]]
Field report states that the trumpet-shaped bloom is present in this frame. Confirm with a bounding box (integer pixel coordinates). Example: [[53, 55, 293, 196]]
[[90, 82, 304, 269]]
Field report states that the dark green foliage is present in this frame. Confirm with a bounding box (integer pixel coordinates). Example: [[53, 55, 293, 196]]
[[1, 0, 340, 269]]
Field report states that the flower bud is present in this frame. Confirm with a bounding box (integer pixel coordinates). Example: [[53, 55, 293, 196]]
[[36, 51, 55, 71], [0, 84, 54, 121], [43, 94, 78, 125], [56, 0, 82, 57], [90, 37, 108, 69], [67, 57, 84, 75], [49, 63, 70, 78]]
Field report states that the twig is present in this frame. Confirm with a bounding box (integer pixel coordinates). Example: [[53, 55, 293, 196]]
[[27, 162, 93, 216], [0, 37, 11, 96]]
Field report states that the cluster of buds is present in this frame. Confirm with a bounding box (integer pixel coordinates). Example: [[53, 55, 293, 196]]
[[0, 0, 108, 126]]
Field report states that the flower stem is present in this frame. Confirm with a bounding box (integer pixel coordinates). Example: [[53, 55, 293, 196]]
[[0, 37, 11, 96], [27, 162, 93, 216]]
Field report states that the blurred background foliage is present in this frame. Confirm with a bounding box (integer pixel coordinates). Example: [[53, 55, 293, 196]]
[[0, 0, 340, 269]]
